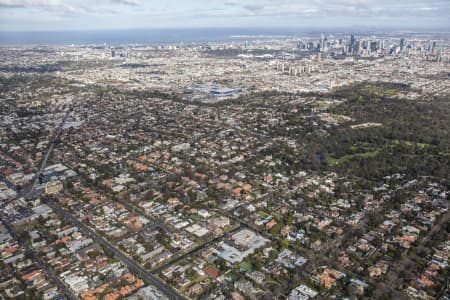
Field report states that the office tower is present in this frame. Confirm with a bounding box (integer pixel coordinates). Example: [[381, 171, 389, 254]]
[[431, 41, 437, 54], [400, 38, 406, 51], [349, 34, 356, 54], [370, 41, 378, 53], [354, 40, 361, 54], [320, 33, 325, 52]]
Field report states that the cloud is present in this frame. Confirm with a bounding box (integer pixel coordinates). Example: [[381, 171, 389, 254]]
[[110, 0, 142, 6], [0, 0, 448, 31], [243, 4, 264, 12], [0, 0, 63, 8], [224, 0, 239, 6], [212, 0, 449, 20]]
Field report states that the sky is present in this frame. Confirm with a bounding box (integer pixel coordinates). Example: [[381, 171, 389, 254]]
[[0, 0, 449, 32]]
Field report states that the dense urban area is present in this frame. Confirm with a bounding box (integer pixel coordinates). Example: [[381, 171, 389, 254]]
[[0, 32, 449, 300]]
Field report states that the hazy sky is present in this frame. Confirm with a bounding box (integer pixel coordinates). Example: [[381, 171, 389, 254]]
[[0, 0, 449, 31]]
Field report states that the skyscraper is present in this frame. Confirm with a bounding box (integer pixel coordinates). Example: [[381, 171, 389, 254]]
[[320, 33, 325, 52], [350, 34, 356, 46], [431, 41, 437, 54], [370, 41, 378, 53], [400, 38, 406, 51], [349, 34, 356, 54]]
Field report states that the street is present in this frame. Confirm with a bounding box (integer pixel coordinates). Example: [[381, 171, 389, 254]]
[[44, 197, 185, 300]]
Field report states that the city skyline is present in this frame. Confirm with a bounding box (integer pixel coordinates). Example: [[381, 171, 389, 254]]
[[0, 0, 449, 32]]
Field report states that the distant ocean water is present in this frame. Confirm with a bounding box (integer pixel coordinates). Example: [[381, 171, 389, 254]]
[[1, 27, 447, 46], [0, 28, 325, 46]]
